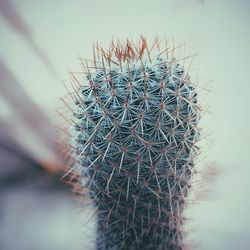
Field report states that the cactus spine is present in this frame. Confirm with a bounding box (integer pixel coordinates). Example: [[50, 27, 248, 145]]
[[67, 37, 200, 250]]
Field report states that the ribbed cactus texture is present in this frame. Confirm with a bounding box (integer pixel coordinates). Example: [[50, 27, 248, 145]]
[[69, 38, 200, 250]]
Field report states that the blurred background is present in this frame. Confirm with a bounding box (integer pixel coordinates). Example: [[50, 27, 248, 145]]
[[0, 0, 249, 249]]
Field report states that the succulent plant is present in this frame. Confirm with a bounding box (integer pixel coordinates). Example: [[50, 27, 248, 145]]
[[64, 37, 201, 250]]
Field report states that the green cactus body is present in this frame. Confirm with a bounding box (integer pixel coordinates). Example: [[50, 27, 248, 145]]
[[69, 38, 200, 250]]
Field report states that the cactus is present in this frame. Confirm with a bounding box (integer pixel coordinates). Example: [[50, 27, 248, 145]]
[[66, 37, 201, 250]]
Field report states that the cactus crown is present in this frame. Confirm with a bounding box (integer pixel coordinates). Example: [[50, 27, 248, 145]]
[[64, 37, 201, 250]]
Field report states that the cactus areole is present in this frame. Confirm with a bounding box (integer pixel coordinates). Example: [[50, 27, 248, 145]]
[[70, 38, 200, 250]]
